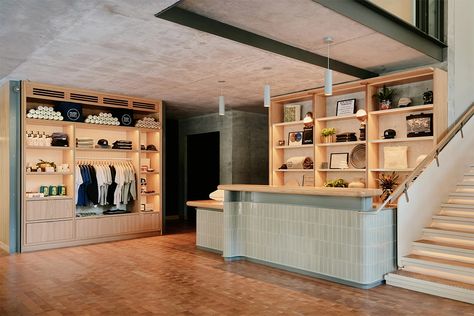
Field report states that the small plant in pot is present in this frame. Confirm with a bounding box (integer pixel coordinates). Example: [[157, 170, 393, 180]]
[[321, 127, 336, 143], [324, 178, 348, 188], [377, 172, 399, 202], [375, 85, 395, 110]]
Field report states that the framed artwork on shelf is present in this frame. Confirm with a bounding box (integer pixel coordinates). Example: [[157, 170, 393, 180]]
[[283, 104, 302, 122], [406, 113, 433, 137], [302, 127, 313, 144], [288, 131, 303, 146], [383, 146, 408, 169], [329, 152, 349, 169], [303, 174, 315, 187], [336, 99, 356, 116]]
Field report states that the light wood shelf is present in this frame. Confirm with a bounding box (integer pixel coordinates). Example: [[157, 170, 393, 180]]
[[141, 192, 160, 196], [25, 195, 73, 201], [26, 172, 73, 175], [370, 104, 433, 116], [316, 114, 357, 122], [274, 169, 314, 172], [316, 141, 365, 147], [275, 144, 313, 149], [140, 171, 159, 174], [370, 168, 415, 172], [317, 169, 366, 172], [273, 120, 305, 127], [74, 122, 137, 131], [370, 136, 434, 143], [25, 118, 72, 126], [140, 150, 159, 153], [25, 146, 71, 150], [75, 148, 139, 153]]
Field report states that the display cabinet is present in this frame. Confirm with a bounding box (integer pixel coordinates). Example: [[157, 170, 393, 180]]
[[269, 67, 447, 197], [20, 81, 164, 252]]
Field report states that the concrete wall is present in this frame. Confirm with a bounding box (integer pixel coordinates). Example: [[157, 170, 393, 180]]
[[177, 110, 268, 218], [447, 0, 474, 124]]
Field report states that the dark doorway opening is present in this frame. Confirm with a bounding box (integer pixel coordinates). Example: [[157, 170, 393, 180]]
[[186, 132, 220, 223]]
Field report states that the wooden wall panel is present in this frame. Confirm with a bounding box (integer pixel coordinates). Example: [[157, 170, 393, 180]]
[[0, 83, 10, 252]]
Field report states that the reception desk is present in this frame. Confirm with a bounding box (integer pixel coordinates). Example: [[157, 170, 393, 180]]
[[186, 200, 224, 253], [216, 185, 396, 289]]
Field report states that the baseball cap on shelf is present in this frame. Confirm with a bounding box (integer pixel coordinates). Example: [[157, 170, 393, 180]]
[[146, 144, 157, 151], [398, 97, 412, 107], [96, 139, 110, 148]]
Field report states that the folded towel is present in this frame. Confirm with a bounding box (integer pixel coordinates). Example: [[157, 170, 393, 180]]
[[286, 156, 313, 169]]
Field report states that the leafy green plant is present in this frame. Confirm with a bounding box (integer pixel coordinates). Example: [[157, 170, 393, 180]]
[[375, 85, 395, 102], [324, 178, 348, 188], [321, 127, 336, 137], [377, 172, 399, 201]]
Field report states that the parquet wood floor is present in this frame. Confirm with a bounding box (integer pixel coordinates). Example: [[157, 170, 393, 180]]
[[0, 231, 472, 315]]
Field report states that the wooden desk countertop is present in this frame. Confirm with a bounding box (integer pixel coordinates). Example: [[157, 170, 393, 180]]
[[186, 200, 224, 210], [218, 184, 382, 198]]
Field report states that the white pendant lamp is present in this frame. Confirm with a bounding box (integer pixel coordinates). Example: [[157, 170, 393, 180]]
[[264, 84, 271, 108], [323, 36, 333, 96], [218, 80, 226, 116], [218, 95, 225, 116]]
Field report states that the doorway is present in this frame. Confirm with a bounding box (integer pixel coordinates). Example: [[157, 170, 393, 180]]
[[186, 132, 220, 223]]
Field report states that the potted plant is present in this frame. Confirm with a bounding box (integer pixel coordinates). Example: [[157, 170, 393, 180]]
[[321, 127, 336, 143], [324, 178, 348, 188], [375, 85, 395, 110], [377, 172, 399, 202]]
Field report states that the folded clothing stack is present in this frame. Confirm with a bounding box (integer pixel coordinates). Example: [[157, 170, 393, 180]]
[[113, 140, 133, 150], [51, 133, 69, 147], [76, 137, 94, 148], [336, 132, 357, 142]]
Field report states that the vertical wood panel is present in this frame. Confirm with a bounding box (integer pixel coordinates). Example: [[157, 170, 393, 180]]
[[0, 83, 10, 251]]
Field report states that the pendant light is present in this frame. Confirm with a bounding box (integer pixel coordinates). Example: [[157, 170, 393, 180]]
[[264, 84, 271, 108], [218, 80, 226, 116], [262, 67, 272, 108], [323, 36, 333, 96]]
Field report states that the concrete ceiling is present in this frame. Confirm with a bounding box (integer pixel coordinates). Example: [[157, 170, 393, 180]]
[[0, 0, 439, 118]]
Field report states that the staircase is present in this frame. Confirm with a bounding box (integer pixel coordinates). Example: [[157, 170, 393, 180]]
[[385, 164, 474, 304]]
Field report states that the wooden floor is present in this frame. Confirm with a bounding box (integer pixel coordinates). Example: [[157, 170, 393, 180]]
[[0, 231, 472, 315]]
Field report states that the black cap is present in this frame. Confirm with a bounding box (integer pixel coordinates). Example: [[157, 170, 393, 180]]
[[146, 144, 157, 151], [97, 139, 110, 148]]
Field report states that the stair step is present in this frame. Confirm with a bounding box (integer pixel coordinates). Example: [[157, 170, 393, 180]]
[[413, 239, 474, 257], [449, 192, 474, 198], [385, 270, 474, 304], [402, 254, 474, 277], [441, 203, 474, 210], [432, 214, 474, 224], [423, 227, 474, 241]]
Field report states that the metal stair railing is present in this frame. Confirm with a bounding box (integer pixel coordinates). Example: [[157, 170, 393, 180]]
[[367, 103, 474, 214]]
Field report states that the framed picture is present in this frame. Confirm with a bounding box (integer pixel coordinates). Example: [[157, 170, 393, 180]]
[[288, 131, 303, 146], [336, 99, 356, 116], [283, 104, 302, 122], [329, 152, 349, 169], [302, 127, 313, 144], [303, 174, 315, 187], [384, 146, 408, 169], [406, 113, 433, 137]]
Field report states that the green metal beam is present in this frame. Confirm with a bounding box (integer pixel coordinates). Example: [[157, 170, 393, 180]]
[[155, 6, 378, 79], [314, 0, 446, 61]]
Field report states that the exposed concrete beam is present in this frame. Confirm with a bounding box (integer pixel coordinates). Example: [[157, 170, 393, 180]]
[[155, 6, 378, 79], [314, 0, 446, 61]]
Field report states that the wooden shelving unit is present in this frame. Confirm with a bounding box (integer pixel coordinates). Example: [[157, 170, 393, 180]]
[[269, 67, 448, 191], [21, 81, 164, 252]]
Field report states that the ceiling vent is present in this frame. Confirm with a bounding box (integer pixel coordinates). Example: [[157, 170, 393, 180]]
[[32, 88, 65, 99], [133, 101, 156, 110], [103, 97, 129, 107], [70, 93, 99, 103]]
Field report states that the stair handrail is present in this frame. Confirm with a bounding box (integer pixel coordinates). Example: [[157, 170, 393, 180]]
[[369, 103, 474, 214]]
